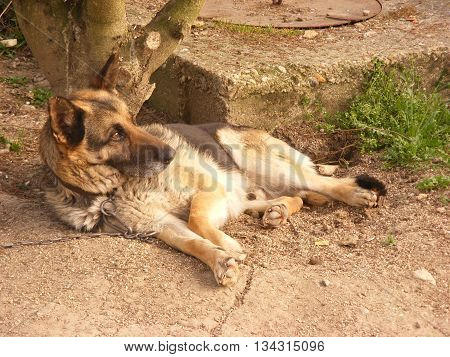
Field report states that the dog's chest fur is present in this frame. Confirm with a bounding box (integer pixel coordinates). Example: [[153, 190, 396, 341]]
[[46, 124, 248, 233]]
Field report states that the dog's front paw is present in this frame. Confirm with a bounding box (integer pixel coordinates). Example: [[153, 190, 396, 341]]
[[213, 253, 240, 287], [221, 236, 247, 262], [262, 203, 289, 228]]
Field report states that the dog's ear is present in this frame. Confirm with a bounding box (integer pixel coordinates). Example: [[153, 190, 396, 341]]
[[89, 53, 120, 92], [48, 96, 85, 146]]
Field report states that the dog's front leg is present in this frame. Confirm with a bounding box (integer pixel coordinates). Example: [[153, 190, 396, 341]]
[[244, 196, 304, 228], [157, 215, 240, 287], [187, 191, 246, 262]]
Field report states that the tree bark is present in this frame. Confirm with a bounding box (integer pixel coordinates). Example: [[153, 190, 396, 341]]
[[13, 0, 205, 115]]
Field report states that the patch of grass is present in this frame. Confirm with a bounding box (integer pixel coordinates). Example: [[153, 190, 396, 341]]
[[0, 75, 29, 87], [0, 42, 15, 58], [214, 21, 303, 37], [31, 87, 52, 106], [435, 68, 450, 93], [330, 60, 450, 167], [0, 0, 27, 58], [416, 175, 450, 192], [383, 234, 396, 246], [0, 133, 22, 152]]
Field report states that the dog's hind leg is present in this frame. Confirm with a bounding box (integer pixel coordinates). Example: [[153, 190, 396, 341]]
[[244, 196, 303, 228], [157, 215, 240, 287], [216, 127, 386, 207], [292, 171, 386, 207], [187, 191, 247, 262]]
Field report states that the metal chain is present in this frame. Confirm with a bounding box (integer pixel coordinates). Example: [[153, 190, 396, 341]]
[[1, 189, 159, 250], [0, 231, 158, 250]]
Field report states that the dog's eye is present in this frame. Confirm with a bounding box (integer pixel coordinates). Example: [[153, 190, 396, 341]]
[[110, 125, 125, 142]]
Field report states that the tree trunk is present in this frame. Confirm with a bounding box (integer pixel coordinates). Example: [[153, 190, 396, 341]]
[[13, 0, 205, 115]]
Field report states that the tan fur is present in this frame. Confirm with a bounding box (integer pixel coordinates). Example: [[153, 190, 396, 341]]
[[40, 55, 385, 286]]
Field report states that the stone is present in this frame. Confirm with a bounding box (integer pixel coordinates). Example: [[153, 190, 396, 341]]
[[304, 30, 318, 39], [317, 164, 338, 176], [363, 9, 371, 16], [364, 30, 377, 38], [412, 268, 436, 285], [277, 65, 287, 74], [192, 20, 205, 28], [416, 193, 428, 201], [320, 279, 331, 287], [314, 73, 327, 83], [436, 207, 446, 213], [315, 240, 329, 247], [335, 210, 349, 219], [0, 39, 17, 47], [360, 307, 370, 314], [308, 77, 319, 87], [308, 256, 322, 265], [338, 237, 358, 248], [20, 104, 36, 112]]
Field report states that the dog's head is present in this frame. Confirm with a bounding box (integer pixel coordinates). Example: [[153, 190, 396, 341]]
[[41, 54, 175, 194]]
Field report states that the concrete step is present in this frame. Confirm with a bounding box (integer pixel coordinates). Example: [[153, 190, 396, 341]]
[[144, 0, 449, 130]]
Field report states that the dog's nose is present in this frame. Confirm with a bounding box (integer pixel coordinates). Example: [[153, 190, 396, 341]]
[[160, 146, 175, 164]]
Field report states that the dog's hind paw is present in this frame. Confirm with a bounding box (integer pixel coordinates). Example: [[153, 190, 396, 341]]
[[213, 254, 240, 287], [262, 203, 289, 228], [355, 174, 387, 197], [347, 174, 387, 207]]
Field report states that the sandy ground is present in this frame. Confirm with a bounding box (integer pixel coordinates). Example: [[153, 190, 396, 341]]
[[0, 1, 449, 337]]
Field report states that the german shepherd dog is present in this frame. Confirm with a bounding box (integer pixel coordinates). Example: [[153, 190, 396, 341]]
[[40, 55, 386, 286]]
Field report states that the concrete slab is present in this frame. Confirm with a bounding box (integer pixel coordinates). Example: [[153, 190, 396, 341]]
[[142, 0, 449, 128]]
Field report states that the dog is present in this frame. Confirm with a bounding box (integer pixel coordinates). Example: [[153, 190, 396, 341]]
[[40, 54, 386, 286]]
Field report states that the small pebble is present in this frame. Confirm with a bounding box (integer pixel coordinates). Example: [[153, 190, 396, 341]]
[[320, 279, 331, 287], [335, 210, 349, 219], [412, 268, 436, 285], [338, 237, 358, 247], [416, 193, 428, 201], [0, 39, 17, 47], [308, 257, 322, 265], [315, 239, 329, 246], [303, 30, 318, 39], [277, 65, 287, 74], [363, 9, 371, 16], [318, 164, 338, 176], [308, 77, 319, 87], [436, 207, 445, 213], [414, 321, 421, 329], [364, 30, 376, 38]]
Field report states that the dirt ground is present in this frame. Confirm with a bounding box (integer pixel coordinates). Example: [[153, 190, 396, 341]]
[[0, 1, 449, 337]]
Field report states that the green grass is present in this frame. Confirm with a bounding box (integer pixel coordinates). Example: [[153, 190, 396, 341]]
[[0, 133, 22, 152], [214, 21, 303, 37], [416, 175, 450, 192], [31, 87, 52, 106], [383, 234, 396, 247], [0, 0, 26, 58], [0, 76, 29, 87], [330, 60, 450, 167]]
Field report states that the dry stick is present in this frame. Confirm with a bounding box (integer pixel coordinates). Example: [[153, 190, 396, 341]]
[[314, 143, 357, 164], [0, 1, 13, 21]]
